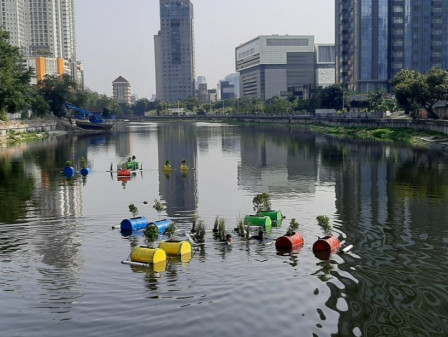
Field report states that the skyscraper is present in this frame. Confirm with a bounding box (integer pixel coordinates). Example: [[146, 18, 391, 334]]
[[0, 0, 76, 60], [336, 0, 448, 92], [154, 0, 195, 102], [0, 0, 81, 86]]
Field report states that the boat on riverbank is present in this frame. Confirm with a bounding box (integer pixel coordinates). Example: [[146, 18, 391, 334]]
[[75, 119, 113, 131]]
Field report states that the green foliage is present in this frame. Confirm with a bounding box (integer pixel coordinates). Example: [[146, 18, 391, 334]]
[[195, 219, 206, 242], [0, 29, 34, 115], [153, 199, 165, 213], [38, 74, 77, 117], [164, 222, 176, 238], [316, 215, 332, 236], [144, 225, 159, 244], [236, 219, 245, 237], [286, 218, 300, 236], [128, 203, 138, 217], [320, 84, 344, 110], [253, 192, 271, 214], [392, 68, 448, 119], [217, 217, 227, 241], [80, 157, 88, 169], [65, 160, 73, 167]]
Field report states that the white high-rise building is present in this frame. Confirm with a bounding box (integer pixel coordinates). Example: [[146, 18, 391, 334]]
[[1, 0, 76, 60], [0, 0, 81, 86]]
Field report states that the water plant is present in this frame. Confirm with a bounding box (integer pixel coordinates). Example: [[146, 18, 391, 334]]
[[164, 222, 176, 239], [153, 198, 165, 216], [65, 160, 73, 167], [286, 218, 300, 236], [235, 219, 245, 237], [316, 215, 332, 236], [80, 157, 88, 169], [128, 203, 138, 217], [213, 216, 227, 241], [143, 225, 159, 245], [252, 192, 271, 214], [195, 219, 206, 242]]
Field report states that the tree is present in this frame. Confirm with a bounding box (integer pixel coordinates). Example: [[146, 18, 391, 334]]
[[392, 68, 448, 119], [320, 85, 343, 110], [38, 74, 77, 117], [0, 29, 34, 119]]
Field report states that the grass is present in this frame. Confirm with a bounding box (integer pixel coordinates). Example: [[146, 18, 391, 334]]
[[6, 130, 49, 144]]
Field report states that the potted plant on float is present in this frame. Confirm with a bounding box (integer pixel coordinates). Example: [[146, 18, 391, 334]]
[[275, 218, 304, 251], [313, 215, 341, 254]]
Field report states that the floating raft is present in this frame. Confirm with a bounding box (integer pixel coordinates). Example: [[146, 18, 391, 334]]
[[275, 231, 304, 251], [159, 240, 192, 256], [258, 210, 283, 227], [244, 215, 272, 231]]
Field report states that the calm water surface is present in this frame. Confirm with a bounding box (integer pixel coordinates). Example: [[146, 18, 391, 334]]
[[1, 122, 448, 337]]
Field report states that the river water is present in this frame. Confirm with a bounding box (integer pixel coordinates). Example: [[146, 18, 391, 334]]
[[1, 121, 448, 337]]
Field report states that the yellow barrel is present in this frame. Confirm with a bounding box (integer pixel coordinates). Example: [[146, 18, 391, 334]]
[[130, 247, 166, 264], [159, 241, 192, 256]]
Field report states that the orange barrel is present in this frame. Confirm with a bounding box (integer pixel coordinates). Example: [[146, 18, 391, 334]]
[[118, 169, 131, 177], [159, 241, 192, 256], [312, 235, 341, 253], [130, 246, 166, 264], [275, 232, 304, 250]]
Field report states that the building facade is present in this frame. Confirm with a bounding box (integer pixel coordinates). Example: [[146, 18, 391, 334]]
[[336, 0, 448, 92], [154, 0, 195, 102], [0, 0, 82, 86], [112, 76, 132, 105], [235, 35, 316, 99]]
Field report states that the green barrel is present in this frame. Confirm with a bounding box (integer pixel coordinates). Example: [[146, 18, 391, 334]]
[[259, 210, 283, 227], [244, 215, 272, 231]]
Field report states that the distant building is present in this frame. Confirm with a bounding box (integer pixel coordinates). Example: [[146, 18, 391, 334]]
[[235, 35, 316, 99], [208, 89, 217, 102], [112, 76, 131, 105], [224, 73, 240, 98], [219, 80, 235, 100], [336, 0, 448, 92], [154, 0, 195, 102], [315, 44, 335, 87]]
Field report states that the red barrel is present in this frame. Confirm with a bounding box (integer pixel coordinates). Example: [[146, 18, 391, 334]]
[[312, 235, 341, 252], [118, 169, 131, 177], [275, 232, 304, 251]]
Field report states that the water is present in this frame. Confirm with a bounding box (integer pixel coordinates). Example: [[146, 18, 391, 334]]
[[1, 122, 448, 337]]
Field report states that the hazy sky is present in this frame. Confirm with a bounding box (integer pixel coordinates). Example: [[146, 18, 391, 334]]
[[75, 0, 335, 99]]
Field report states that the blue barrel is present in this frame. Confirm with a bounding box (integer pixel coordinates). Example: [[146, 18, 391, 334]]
[[148, 218, 173, 234], [63, 166, 76, 178], [120, 216, 149, 232], [80, 167, 91, 176]]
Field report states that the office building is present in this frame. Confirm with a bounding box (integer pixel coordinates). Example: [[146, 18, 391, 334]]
[[315, 44, 336, 87], [154, 0, 195, 102], [219, 80, 235, 100], [112, 76, 132, 105], [235, 35, 316, 99], [336, 0, 448, 92]]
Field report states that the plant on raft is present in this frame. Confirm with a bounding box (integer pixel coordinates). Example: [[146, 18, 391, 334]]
[[153, 198, 165, 217], [252, 192, 271, 214], [128, 203, 138, 218], [80, 157, 88, 169], [213, 216, 227, 241], [65, 160, 73, 167], [164, 222, 177, 239], [316, 215, 332, 236], [235, 219, 246, 237], [286, 218, 300, 236], [195, 219, 206, 242], [144, 225, 159, 245]]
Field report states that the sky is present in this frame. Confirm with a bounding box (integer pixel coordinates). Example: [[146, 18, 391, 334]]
[[75, 0, 335, 99]]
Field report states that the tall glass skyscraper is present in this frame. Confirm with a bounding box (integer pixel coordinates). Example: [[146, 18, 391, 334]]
[[336, 0, 448, 92], [154, 0, 195, 102]]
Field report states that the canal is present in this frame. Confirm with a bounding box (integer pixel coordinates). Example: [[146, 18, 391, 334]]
[[1, 121, 447, 336]]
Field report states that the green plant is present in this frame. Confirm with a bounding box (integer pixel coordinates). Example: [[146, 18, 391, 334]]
[[286, 218, 300, 236], [195, 219, 206, 242], [164, 222, 176, 239], [128, 203, 138, 217], [218, 218, 226, 241], [80, 157, 88, 169], [316, 215, 332, 236], [144, 225, 159, 245], [65, 160, 73, 167], [153, 198, 165, 214], [236, 219, 245, 237], [252, 192, 271, 214]]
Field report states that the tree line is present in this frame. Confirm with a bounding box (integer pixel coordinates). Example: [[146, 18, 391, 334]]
[[2, 28, 448, 120]]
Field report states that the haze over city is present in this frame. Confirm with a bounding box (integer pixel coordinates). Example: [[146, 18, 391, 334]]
[[75, 0, 335, 99]]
